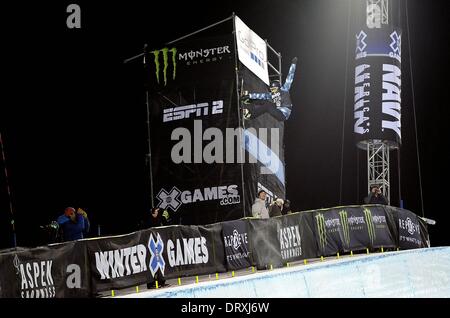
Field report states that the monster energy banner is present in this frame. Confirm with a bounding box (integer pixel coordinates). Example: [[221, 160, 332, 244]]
[[363, 205, 397, 249], [337, 207, 374, 252], [386, 206, 428, 249], [148, 34, 246, 225], [314, 205, 396, 256], [314, 209, 343, 256], [0, 241, 90, 298], [222, 219, 252, 270], [147, 34, 235, 89], [88, 225, 225, 293]]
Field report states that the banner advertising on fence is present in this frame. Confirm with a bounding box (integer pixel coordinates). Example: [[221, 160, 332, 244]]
[[88, 225, 225, 292], [337, 206, 374, 252], [88, 231, 149, 292], [386, 206, 427, 249], [234, 15, 269, 85], [247, 218, 282, 269], [156, 225, 225, 278], [314, 205, 396, 256], [222, 220, 252, 270], [0, 242, 90, 298], [276, 212, 318, 262], [362, 205, 396, 249], [0, 205, 428, 297], [313, 209, 343, 256]]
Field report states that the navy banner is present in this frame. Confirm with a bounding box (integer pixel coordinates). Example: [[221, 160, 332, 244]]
[[352, 0, 402, 149]]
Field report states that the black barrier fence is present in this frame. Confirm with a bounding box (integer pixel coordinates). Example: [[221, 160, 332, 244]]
[[0, 205, 429, 297]]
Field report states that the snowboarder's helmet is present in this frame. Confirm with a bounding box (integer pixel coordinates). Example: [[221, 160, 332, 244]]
[[270, 80, 281, 88]]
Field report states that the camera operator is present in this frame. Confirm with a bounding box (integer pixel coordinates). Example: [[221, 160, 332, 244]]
[[364, 185, 388, 205], [56, 207, 90, 242]]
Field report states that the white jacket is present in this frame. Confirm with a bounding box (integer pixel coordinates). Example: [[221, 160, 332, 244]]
[[251, 198, 269, 219]]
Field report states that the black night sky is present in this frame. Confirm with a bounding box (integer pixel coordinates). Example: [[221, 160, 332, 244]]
[[1, 0, 449, 249]]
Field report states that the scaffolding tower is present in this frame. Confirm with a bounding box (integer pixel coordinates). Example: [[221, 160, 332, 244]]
[[367, 141, 390, 204]]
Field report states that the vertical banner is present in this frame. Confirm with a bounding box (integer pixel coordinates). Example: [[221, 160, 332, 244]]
[[234, 15, 270, 85], [276, 213, 318, 263], [353, 0, 402, 149], [0, 242, 90, 298], [222, 219, 252, 270], [148, 34, 245, 225]]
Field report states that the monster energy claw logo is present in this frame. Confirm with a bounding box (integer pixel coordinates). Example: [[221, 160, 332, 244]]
[[339, 210, 350, 249], [315, 213, 327, 251], [363, 208, 376, 245], [151, 47, 177, 86]]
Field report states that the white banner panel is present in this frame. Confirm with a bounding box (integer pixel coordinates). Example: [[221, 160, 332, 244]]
[[235, 16, 269, 85]]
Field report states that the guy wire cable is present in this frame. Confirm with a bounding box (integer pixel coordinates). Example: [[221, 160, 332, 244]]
[[339, 0, 352, 205], [0, 131, 17, 247], [405, 0, 425, 217]]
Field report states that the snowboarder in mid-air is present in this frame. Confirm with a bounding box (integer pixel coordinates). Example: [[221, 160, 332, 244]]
[[242, 57, 298, 121]]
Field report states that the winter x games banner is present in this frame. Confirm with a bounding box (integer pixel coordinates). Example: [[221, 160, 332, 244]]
[[88, 225, 225, 293]]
